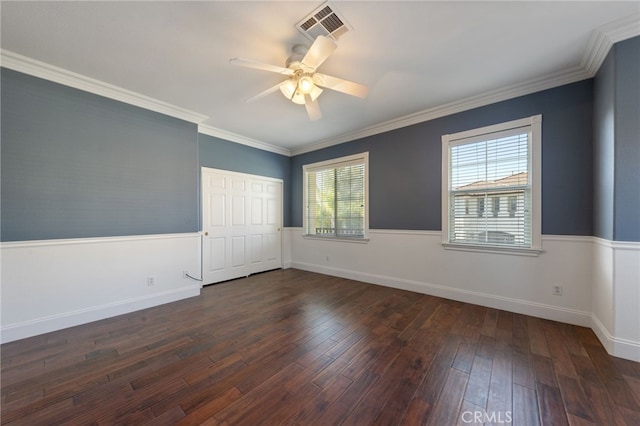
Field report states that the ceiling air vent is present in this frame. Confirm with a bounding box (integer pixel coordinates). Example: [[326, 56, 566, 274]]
[[296, 2, 352, 41]]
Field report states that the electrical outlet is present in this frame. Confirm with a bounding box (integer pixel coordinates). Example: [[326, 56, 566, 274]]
[[552, 285, 562, 296], [147, 276, 155, 286]]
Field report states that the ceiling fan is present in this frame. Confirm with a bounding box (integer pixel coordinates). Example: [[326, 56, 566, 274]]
[[230, 36, 368, 121]]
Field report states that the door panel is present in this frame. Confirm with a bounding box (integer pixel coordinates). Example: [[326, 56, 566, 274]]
[[251, 198, 263, 225], [267, 198, 278, 225], [231, 196, 245, 226], [201, 168, 282, 284], [208, 194, 225, 227], [231, 236, 246, 268], [208, 238, 225, 271], [264, 233, 279, 261], [250, 234, 263, 263]]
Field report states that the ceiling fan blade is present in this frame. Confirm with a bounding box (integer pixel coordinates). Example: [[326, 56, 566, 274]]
[[301, 36, 337, 71], [304, 94, 322, 121], [230, 57, 294, 75], [314, 73, 369, 98], [246, 81, 286, 103]]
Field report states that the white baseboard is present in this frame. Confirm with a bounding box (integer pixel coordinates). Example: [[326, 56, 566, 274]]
[[1, 232, 202, 344], [592, 308, 640, 362], [291, 261, 592, 327], [0, 286, 200, 344], [288, 229, 640, 361]]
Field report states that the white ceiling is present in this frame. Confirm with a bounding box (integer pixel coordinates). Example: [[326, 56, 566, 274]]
[[1, 1, 639, 154]]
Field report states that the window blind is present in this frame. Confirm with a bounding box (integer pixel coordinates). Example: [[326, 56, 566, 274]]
[[448, 130, 531, 247], [305, 157, 366, 238]]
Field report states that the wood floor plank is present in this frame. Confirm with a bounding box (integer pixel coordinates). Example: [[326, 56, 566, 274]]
[[513, 383, 540, 426], [624, 374, 640, 406], [619, 405, 640, 425], [146, 405, 187, 425], [528, 317, 551, 357], [614, 356, 640, 380], [556, 374, 596, 422], [512, 313, 532, 355], [544, 320, 579, 378], [313, 370, 379, 425], [537, 382, 569, 426], [288, 374, 353, 424], [513, 351, 536, 389], [532, 353, 558, 387], [415, 334, 463, 407], [580, 380, 628, 425], [486, 345, 513, 423], [2, 269, 639, 425], [558, 323, 589, 357], [213, 363, 305, 425], [426, 368, 469, 426], [571, 353, 629, 425], [583, 343, 640, 410], [400, 397, 432, 425], [463, 334, 495, 408], [373, 373, 428, 424], [397, 296, 442, 343], [481, 308, 499, 338], [567, 413, 597, 425], [341, 346, 417, 425], [452, 341, 476, 374]]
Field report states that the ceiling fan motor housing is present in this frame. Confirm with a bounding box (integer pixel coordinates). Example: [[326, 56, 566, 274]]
[[285, 43, 310, 69]]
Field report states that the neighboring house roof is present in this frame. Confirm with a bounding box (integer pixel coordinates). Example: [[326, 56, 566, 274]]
[[455, 172, 528, 191]]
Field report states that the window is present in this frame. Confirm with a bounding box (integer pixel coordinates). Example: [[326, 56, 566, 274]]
[[441, 115, 542, 254], [492, 196, 500, 217], [508, 196, 517, 217], [477, 198, 485, 218], [303, 152, 368, 240]]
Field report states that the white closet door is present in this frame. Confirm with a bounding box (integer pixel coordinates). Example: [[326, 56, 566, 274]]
[[201, 168, 282, 284]]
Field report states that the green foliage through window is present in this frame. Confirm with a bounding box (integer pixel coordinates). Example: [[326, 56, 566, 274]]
[[304, 154, 367, 238]]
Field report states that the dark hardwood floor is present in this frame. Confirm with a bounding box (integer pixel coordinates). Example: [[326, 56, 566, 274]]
[[2, 269, 640, 425]]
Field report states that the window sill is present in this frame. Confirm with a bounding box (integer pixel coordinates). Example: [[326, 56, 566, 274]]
[[303, 235, 370, 244], [442, 242, 543, 257]]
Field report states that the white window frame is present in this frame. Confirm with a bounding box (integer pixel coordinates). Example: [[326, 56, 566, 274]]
[[303, 152, 369, 242], [441, 115, 542, 256]]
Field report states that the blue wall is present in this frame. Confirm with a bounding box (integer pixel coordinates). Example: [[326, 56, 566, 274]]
[[3, 36, 637, 242], [198, 133, 291, 226], [593, 47, 617, 240], [593, 36, 640, 242], [1, 70, 291, 241], [291, 80, 594, 236], [613, 37, 640, 241], [1, 69, 198, 241]]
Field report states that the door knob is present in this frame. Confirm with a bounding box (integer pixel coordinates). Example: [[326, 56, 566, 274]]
[[204, 232, 208, 236]]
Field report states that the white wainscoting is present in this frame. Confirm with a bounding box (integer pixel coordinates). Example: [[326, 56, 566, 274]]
[[286, 228, 640, 361], [1, 233, 202, 343], [591, 238, 640, 362]]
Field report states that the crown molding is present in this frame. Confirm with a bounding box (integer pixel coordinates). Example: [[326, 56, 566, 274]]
[[198, 124, 291, 156], [581, 13, 640, 76], [0, 50, 209, 124], [291, 13, 640, 156], [291, 65, 591, 156]]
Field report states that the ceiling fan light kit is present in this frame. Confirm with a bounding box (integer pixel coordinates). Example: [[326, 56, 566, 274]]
[[280, 76, 323, 105], [230, 34, 368, 121]]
